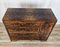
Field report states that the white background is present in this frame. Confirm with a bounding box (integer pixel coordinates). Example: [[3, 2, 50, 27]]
[[0, 0, 60, 24]]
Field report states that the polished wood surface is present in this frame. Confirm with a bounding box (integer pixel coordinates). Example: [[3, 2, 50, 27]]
[[2, 8, 57, 41]]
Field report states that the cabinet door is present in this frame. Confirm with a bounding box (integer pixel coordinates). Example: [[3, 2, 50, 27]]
[[39, 22, 54, 41]]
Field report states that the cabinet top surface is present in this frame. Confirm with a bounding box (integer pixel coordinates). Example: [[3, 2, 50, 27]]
[[3, 8, 57, 22]]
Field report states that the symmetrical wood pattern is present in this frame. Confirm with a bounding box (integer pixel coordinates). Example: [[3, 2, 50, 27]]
[[2, 8, 57, 41]]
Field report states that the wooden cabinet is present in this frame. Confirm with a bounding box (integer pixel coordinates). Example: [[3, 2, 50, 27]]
[[2, 8, 57, 41]]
